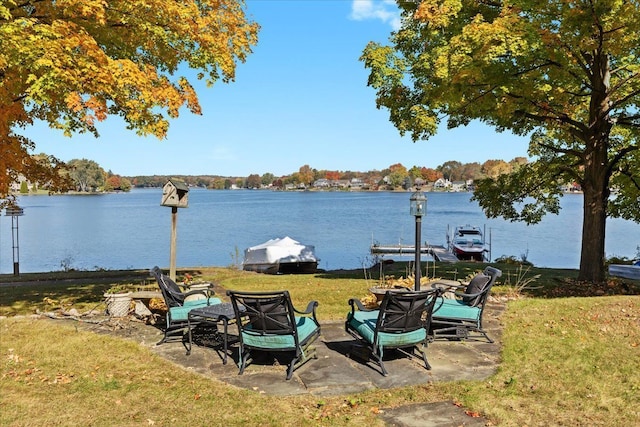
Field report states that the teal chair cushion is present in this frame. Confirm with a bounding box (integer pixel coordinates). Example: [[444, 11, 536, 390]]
[[168, 297, 222, 321], [241, 316, 319, 349], [432, 299, 481, 321], [347, 310, 427, 349]]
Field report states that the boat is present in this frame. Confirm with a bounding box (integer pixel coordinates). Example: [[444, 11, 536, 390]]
[[242, 236, 318, 274], [609, 261, 640, 280], [447, 225, 488, 261]]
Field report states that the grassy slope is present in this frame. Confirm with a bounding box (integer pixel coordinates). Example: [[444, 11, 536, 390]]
[[1, 263, 639, 426]]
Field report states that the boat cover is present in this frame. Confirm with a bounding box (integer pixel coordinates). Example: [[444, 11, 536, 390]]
[[609, 264, 640, 280], [243, 236, 317, 266]]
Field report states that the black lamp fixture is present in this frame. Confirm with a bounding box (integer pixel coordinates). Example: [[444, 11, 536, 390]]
[[409, 179, 426, 290], [5, 204, 24, 276]]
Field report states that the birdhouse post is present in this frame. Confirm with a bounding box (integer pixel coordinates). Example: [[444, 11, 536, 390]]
[[161, 179, 189, 281]]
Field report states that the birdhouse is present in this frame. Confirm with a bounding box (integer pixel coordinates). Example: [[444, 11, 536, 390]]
[[161, 179, 189, 208]]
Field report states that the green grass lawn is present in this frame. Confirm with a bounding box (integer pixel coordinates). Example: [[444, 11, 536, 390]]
[[1, 263, 639, 426]]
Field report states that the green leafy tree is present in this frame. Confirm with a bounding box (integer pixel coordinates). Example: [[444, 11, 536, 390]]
[[408, 165, 423, 180], [261, 172, 275, 186], [68, 159, 105, 192], [361, 0, 640, 282], [119, 177, 132, 192]]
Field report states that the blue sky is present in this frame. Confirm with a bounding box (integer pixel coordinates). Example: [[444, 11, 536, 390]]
[[25, 0, 530, 177]]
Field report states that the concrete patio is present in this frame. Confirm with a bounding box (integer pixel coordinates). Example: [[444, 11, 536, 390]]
[[79, 301, 505, 426]]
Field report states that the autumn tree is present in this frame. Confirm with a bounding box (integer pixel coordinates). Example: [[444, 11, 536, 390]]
[[481, 160, 510, 179], [104, 175, 121, 192], [459, 162, 482, 181], [420, 167, 441, 182], [297, 165, 314, 187], [325, 171, 341, 181], [361, 0, 640, 282], [246, 174, 261, 188], [104, 174, 131, 192], [387, 163, 408, 188], [437, 161, 463, 182], [1, 0, 259, 206]]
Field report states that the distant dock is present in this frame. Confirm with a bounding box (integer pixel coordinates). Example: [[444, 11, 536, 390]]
[[370, 244, 459, 263]]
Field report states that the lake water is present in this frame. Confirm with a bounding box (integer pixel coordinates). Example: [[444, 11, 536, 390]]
[[0, 188, 637, 274]]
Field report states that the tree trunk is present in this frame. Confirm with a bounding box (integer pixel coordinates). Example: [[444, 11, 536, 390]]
[[578, 51, 612, 283], [578, 130, 610, 283], [579, 182, 607, 283]]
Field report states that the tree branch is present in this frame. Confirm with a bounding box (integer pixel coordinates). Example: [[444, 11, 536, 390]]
[[607, 144, 639, 177], [537, 140, 585, 159], [608, 84, 640, 112]]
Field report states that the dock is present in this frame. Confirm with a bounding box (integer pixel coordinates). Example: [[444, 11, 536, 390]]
[[370, 244, 459, 263]]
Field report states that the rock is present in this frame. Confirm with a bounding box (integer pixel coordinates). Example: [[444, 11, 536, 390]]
[[134, 300, 152, 317]]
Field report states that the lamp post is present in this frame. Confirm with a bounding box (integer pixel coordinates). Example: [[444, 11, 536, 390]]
[[5, 205, 24, 276], [409, 181, 426, 291]]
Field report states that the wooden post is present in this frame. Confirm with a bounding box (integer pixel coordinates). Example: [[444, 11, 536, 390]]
[[414, 215, 422, 291], [170, 206, 177, 281]]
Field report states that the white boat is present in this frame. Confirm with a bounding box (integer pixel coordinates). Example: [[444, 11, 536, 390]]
[[242, 236, 318, 274], [447, 225, 488, 261]]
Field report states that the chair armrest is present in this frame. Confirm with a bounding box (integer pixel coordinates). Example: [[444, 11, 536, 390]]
[[294, 300, 319, 317], [348, 298, 373, 313], [183, 289, 211, 299], [430, 280, 464, 291], [452, 288, 488, 299]]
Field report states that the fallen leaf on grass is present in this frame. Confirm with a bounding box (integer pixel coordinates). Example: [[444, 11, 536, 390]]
[[465, 410, 481, 418]]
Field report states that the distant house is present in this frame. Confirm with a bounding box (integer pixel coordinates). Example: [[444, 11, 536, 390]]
[[561, 182, 582, 192], [433, 178, 451, 191], [451, 181, 467, 192], [313, 179, 330, 188], [350, 178, 364, 189], [332, 180, 350, 188], [10, 175, 31, 192]]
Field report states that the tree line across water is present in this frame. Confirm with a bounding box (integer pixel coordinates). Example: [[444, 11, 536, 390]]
[[34, 157, 530, 193]]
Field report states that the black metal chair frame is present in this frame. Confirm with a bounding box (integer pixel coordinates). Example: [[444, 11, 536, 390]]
[[227, 289, 321, 380], [430, 266, 502, 342], [345, 288, 440, 376], [150, 266, 214, 345]]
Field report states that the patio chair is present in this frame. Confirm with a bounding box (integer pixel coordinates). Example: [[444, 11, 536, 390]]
[[345, 288, 440, 376], [150, 266, 221, 344], [227, 289, 321, 380], [430, 266, 502, 342]]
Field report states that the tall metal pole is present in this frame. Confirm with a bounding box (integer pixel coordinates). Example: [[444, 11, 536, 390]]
[[170, 206, 177, 281], [414, 215, 422, 291], [6, 205, 24, 276], [12, 215, 19, 276]]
